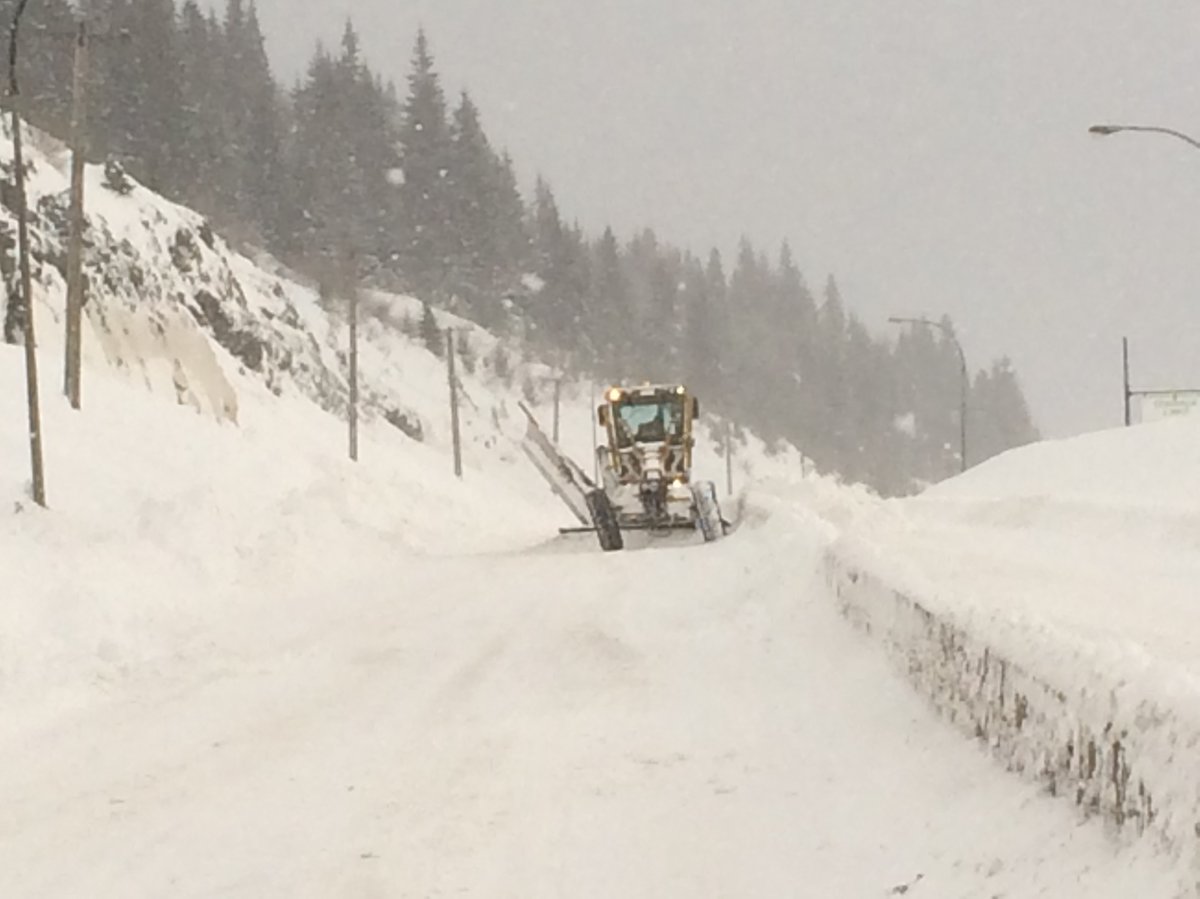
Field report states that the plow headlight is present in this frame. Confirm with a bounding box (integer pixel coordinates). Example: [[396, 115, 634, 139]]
[[607, 387, 623, 402]]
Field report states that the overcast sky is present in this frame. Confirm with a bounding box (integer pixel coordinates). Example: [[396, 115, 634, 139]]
[[234, 0, 1200, 436]]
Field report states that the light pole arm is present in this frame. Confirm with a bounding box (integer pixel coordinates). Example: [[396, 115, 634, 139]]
[[1089, 123, 1200, 153], [888, 316, 964, 362]]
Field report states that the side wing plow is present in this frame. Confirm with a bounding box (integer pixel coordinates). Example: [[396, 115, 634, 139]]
[[518, 401, 595, 528]]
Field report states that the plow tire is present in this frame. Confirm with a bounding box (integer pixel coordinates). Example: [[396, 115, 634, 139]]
[[586, 489, 624, 552], [691, 481, 724, 543]]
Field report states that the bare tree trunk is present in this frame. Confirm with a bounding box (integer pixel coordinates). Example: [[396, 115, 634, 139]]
[[64, 19, 88, 410]]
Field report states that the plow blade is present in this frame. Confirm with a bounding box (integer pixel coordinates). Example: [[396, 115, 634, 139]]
[[518, 402, 595, 527]]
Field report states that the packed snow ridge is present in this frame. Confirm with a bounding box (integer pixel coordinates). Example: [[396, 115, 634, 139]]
[[830, 416, 1200, 890]]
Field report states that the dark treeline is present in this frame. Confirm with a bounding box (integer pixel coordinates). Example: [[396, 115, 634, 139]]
[[5, 0, 1037, 493]]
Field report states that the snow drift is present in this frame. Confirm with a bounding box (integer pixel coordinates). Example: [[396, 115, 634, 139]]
[[827, 419, 1200, 884]]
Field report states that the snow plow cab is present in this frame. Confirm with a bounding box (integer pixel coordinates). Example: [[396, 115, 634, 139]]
[[597, 384, 698, 525], [588, 383, 724, 550]]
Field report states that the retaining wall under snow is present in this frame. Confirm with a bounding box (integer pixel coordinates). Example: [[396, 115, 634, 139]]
[[822, 546, 1200, 885]]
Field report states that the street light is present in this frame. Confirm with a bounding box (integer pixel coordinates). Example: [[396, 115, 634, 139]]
[[1089, 122, 1200, 430], [889, 316, 969, 474], [1088, 123, 1200, 152]]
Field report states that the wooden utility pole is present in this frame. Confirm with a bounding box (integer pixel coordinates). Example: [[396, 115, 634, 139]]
[[63, 18, 88, 409], [446, 328, 462, 478], [347, 264, 359, 462], [9, 0, 45, 507], [552, 376, 561, 443], [1122, 337, 1132, 427], [724, 418, 733, 497]]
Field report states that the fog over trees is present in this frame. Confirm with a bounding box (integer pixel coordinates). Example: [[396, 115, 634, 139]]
[[2, 0, 1037, 493]]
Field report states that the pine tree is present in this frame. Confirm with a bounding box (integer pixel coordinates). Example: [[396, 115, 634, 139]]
[[282, 22, 400, 270], [90, 0, 139, 167], [286, 43, 340, 258], [813, 275, 849, 467], [225, 2, 285, 240], [703, 249, 728, 393], [649, 247, 683, 380], [773, 243, 817, 421], [492, 153, 530, 290], [682, 253, 719, 399], [130, 0, 185, 190], [970, 357, 1038, 465], [445, 91, 501, 322], [725, 239, 770, 422], [419, 301, 443, 357], [177, 1, 229, 215], [529, 178, 589, 354], [590, 226, 631, 374], [0, 0, 76, 136], [397, 29, 453, 299]]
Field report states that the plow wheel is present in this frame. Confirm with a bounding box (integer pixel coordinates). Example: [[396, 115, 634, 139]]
[[585, 488, 624, 552]]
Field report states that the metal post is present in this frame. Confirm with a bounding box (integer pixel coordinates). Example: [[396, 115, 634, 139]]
[[63, 19, 87, 409], [447, 328, 462, 478], [724, 418, 733, 496], [590, 380, 599, 482], [552, 377, 561, 444], [1122, 337, 1132, 427], [10, 0, 45, 507], [956, 345, 968, 473]]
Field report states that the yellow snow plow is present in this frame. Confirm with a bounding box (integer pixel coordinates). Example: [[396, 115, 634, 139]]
[[520, 383, 725, 552]]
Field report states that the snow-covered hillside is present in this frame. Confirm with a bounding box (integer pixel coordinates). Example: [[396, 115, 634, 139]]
[[0, 122, 799, 497], [0, 118, 800, 703]]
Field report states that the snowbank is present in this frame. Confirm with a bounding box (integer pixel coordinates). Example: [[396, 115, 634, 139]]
[[928, 415, 1200, 510], [0, 342, 564, 707], [824, 421, 1200, 885]]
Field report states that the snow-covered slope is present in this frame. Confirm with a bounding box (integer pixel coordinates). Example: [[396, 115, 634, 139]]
[[0, 122, 800, 501], [0, 118, 803, 705]]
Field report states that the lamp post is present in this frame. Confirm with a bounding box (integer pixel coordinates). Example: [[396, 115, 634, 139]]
[[889, 316, 969, 473], [1088, 123, 1200, 152], [1090, 123, 1200, 429]]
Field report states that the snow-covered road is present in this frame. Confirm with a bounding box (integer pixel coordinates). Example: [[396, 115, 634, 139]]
[[0, 506, 1171, 898]]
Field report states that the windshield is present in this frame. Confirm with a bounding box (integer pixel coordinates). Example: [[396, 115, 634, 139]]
[[615, 399, 684, 445]]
